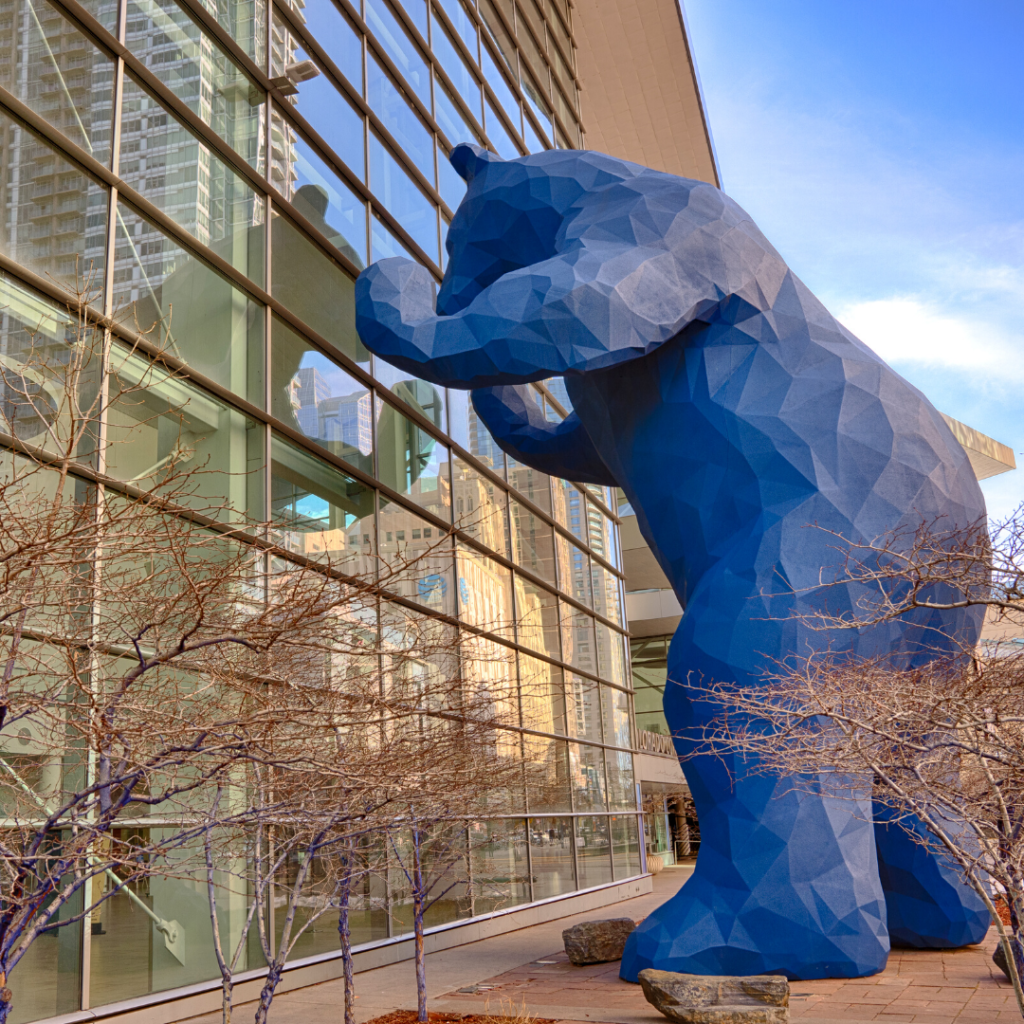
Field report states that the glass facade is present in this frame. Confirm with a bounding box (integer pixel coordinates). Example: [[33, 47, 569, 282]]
[[0, 0, 633, 1018]]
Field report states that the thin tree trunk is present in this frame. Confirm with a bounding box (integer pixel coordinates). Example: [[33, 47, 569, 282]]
[[0, 966, 12, 1024], [337, 847, 355, 1024], [253, 964, 282, 1024], [412, 831, 428, 1023]]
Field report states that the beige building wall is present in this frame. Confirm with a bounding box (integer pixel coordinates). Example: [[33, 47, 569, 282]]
[[573, 0, 719, 183]]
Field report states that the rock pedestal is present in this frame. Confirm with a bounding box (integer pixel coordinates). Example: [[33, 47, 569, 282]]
[[562, 918, 636, 965], [638, 969, 789, 1024]]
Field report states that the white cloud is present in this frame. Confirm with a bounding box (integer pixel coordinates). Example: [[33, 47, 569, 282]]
[[834, 297, 1022, 380]]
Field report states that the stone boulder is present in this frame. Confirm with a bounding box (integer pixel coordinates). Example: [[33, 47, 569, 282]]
[[638, 969, 789, 1024], [562, 918, 636, 965]]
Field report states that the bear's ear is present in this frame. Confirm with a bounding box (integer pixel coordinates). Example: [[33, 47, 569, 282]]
[[450, 143, 502, 183]]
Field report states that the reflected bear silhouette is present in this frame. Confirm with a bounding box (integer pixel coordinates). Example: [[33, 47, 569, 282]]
[[354, 144, 990, 980]]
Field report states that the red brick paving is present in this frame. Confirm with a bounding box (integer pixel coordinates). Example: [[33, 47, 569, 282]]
[[438, 929, 1019, 1023]]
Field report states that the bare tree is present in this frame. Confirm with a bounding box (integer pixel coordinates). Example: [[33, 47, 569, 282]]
[[691, 508, 1024, 1018]]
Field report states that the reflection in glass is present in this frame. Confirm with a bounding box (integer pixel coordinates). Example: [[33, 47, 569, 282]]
[[271, 317, 372, 473], [481, 46, 522, 138], [523, 735, 570, 813], [374, 358, 446, 437], [433, 76, 480, 148], [566, 674, 600, 743], [606, 749, 637, 810], [0, 110, 107, 296], [556, 533, 591, 607], [369, 135, 439, 263], [452, 455, 507, 557], [437, 147, 468, 211], [610, 814, 641, 879], [127, 0, 266, 173], [569, 743, 606, 811], [484, 99, 519, 159], [2, 0, 114, 166], [195, 0, 266, 61], [120, 76, 265, 286], [365, 0, 431, 105], [271, 211, 368, 366], [113, 204, 264, 406], [367, 56, 435, 186], [271, 16, 365, 178], [448, 390, 503, 473], [270, 432, 376, 573], [596, 620, 627, 686], [560, 601, 596, 676], [509, 500, 555, 584], [574, 815, 612, 888], [289, 0, 363, 89], [552, 478, 587, 543], [513, 575, 560, 660], [457, 544, 513, 639], [507, 458, 550, 512], [431, 13, 481, 121], [378, 499, 454, 615], [375, 393, 450, 519], [271, 106, 367, 267], [436, 0, 478, 56], [105, 346, 265, 524], [601, 685, 630, 748], [528, 816, 575, 898], [370, 214, 415, 261], [390, 824, 471, 933], [518, 655, 565, 735], [469, 820, 530, 913]]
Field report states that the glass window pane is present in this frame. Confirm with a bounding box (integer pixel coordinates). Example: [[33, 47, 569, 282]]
[[395, 0, 428, 38], [448, 390, 503, 473], [515, 0, 545, 53], [601, 684, 630, 748], [437, 147, 468, 211], [271, 210, 369, 366], [575, 815, 613, 887], [431, 13, 481, 121], [480, 0, 516, 75], [452, 454, 507, 557], [113, 203, 264, 404], [524, 737, 570, 813], [566, 673, 600, 743], [470, 820, 530, 912], [528, 815, 575, 897], [519, 654, 564, 735], [378, 499, 455, 614], [270, 432, 376, 572], [509, 499, 554, 584], [560, 601, 596, 676], [461, 633, 519, 731], [516, 18, 546, 83], [522, 110, 545, 153], [365, 0, 431, 106], [376, 395, 451, 519], [272, 17, 365, 179], [79, 0, 118, 32], [596, 621, 627, 686], [105, 346, 265, 523], [514, 574, 560, 660], [522, 71, 552, 143], [552, 479, 586, 542], [591, 561, 623, 626], [370, 213, 415, 261], [610, 813, 641, 879], [457, 543, 513, 638], [570, 747, 607, 811], [271, 315, 372, 472], [507, 458, 550, 512], [556, 533, 591, 606], [369, 135, 439, 262], [481, 46, 521, 138], [485, 98, 519, 159], [271, 105, 367, 267], [9, 0, 115, 165], [292, 0, 362, 89], [435, 0, 478, 59], [195, 0, 266, 62], [0, 112, 108, 296], [552, 83, 578, 145], [434, 77, 480, 146], [126, 0, 266, 173], [120, 76, 265, 287], [606, 751, 637, 811], [367, 56, 435, 186], [373, 357, 447, 439]]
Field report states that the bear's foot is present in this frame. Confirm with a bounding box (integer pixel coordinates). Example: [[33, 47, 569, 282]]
[[620, 869, 890, 982]]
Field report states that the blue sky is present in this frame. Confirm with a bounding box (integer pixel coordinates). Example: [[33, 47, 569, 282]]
[[685, 0, 1024, 521]]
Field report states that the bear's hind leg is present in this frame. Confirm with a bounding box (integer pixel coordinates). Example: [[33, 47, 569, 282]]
[[874, 806, 990, 948]]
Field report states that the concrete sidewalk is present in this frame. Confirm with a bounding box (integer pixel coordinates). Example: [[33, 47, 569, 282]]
[[183, 867, 1018, 1024]]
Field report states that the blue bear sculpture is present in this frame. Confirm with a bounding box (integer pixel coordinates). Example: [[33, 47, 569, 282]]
[[354, 145, 990, 980]]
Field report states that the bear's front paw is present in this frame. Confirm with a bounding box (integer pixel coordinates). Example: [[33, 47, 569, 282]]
[[355, 257, 437, 356]]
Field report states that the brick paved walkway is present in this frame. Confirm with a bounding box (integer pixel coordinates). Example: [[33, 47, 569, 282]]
[[436, 930, 1017, 1023], [185, 868, 1020, 1024]]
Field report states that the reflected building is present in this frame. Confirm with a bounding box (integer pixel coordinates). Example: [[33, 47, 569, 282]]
[[0, 0, 735, 1016]]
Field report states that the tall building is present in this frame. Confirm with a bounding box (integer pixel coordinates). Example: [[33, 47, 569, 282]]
[[0, 0, 724, 1020]]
